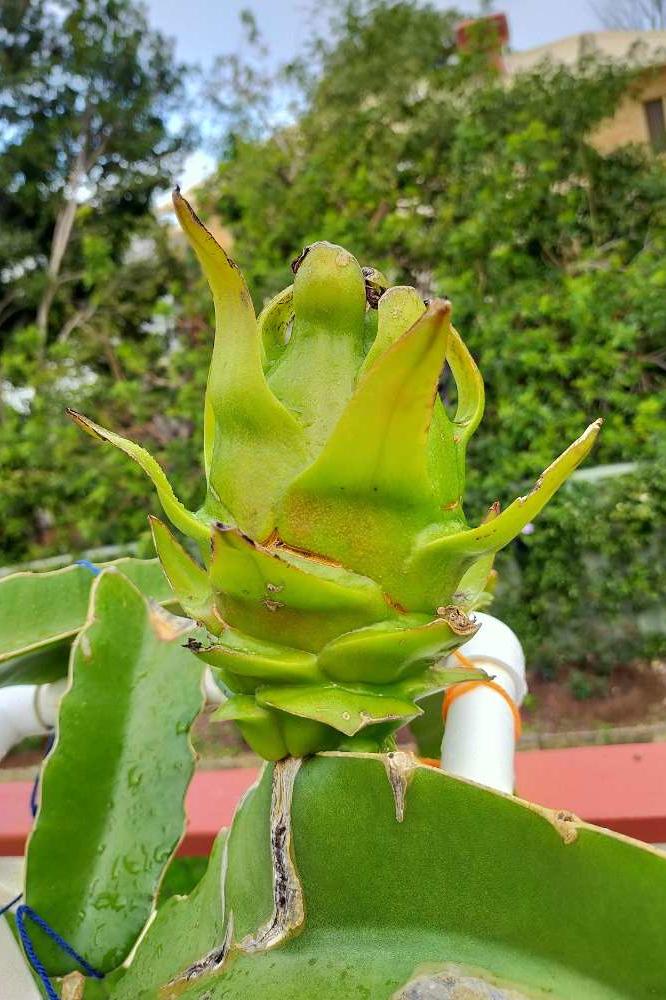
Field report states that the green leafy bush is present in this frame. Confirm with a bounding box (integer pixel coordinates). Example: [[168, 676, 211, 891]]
[[492, 451, 666, 675]]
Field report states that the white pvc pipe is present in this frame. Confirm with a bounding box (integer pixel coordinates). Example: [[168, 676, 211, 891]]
[[0, 681, 66, 763], [0, 670, 223, 763], [203, 667, 224, 706], [441, 613, 527, 794]]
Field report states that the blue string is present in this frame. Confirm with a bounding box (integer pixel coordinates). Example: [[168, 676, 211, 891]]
[[75, 559, 101, 575], [16, 905, 104, 997]]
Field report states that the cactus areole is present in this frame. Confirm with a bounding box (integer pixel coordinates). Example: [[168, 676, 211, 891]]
[[64, 193, 666, 1000]]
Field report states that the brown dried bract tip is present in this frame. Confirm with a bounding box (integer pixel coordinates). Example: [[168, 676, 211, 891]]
[[362, 267, 387, 309], [426, 297, 452, 321], [484, 500, 501, 521], [436, 605, 478, 635], [65, 408, 102, 439], [291, 245, 311, 274]]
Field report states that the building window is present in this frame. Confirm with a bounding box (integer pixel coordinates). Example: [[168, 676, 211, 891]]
[[644, 98, 666, 152]]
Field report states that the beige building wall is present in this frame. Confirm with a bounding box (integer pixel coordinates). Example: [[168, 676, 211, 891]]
[[592, 66, 666, 153], [504, 30, 666, 154]]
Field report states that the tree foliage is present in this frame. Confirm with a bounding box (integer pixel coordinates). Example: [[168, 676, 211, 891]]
[[1, 0, 664, 674], [0, 0, 203, 562], [0, 0, 191, 340]]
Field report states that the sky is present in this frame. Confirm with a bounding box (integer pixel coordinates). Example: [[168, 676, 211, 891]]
[[146, 0, 604, 188]]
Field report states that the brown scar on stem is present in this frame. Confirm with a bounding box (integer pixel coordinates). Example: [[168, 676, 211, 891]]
[[240, 757, 305, 953], [393, 964, 537, 999], [383, 751, 419, 823], [526, 802, 581, 845], [60, 972, 86, 1000], [165, 914, 235, 993]]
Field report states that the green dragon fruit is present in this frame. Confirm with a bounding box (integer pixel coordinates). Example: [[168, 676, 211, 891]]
[[68, 191, 600, 759]]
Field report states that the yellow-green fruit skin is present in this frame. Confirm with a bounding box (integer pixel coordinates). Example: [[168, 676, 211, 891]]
[[70, 191, 600, 759]]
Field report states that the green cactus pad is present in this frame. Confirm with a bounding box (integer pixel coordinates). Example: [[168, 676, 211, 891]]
[[111, 753, 666, 999]]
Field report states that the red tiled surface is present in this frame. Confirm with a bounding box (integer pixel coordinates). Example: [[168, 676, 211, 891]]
[[1, 742, 665, 855]]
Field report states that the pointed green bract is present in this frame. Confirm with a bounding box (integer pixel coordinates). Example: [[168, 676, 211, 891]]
[[411, 419, 603, 605], [360, 285, 425, 374], [278, 301, 453, 602], [210, 525, 391, 651], [256, 682, 422, 737], [173, 191, 309, 538], [67, 409, 210, 543], [267, 242, 367, 454], [256, 659, 486, 739], [452, 503, 499, 611], [214, 695, 289, 759], [448, 324, 485, 490], [195, 628, 323, 686], [149, 516, 219, 632], [318, 611, 478, 684]]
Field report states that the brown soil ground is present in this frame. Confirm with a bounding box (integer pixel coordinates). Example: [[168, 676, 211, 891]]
[[525, 662, 666, 729]]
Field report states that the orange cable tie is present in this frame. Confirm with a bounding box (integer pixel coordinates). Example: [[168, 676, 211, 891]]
[[443, 651, 522, 739]]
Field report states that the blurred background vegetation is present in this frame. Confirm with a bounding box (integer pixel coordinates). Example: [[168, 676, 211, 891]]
[[1, 0, 664, 691]]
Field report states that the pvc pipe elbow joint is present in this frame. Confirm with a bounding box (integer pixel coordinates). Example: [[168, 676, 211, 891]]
[[0, 680, 66, 762], [440, 613, 527, 795]]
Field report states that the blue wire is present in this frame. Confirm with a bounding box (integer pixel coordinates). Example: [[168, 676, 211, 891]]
[[16, 905, 104, 997], [75, 559, 101, 575]]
